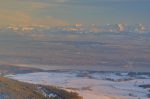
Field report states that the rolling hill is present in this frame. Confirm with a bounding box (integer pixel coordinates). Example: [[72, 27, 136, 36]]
[[0, 77, 83, 99]]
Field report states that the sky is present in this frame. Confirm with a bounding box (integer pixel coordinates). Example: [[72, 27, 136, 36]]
[[0, 0, 150, 26]]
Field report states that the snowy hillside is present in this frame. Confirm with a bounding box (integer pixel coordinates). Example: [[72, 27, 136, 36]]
[[6, 71, 150, 99]]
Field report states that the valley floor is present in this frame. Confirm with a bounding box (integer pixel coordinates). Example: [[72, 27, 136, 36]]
[[5, 71, 150, 99]]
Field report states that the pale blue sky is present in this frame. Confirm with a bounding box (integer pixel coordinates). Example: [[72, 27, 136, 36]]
[[0, 0, 149, 26]]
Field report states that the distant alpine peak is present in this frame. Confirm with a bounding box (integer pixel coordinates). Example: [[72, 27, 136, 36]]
[[1, 23, 149, 34]]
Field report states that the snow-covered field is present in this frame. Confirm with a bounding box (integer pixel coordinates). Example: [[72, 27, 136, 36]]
[[6, 71, 150, 99]]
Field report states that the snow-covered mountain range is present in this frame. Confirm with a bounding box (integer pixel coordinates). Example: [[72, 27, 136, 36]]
[[0, 24, 149, 34]]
